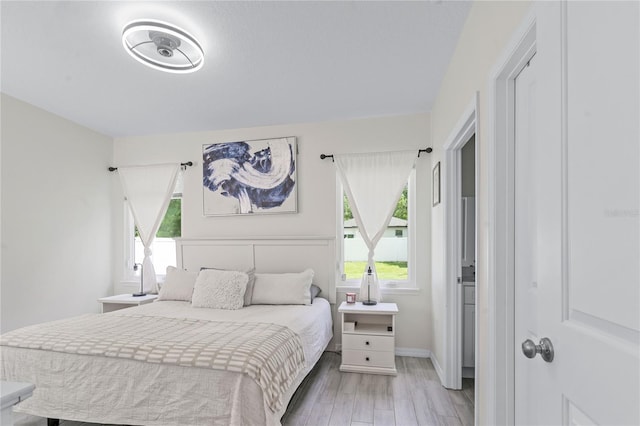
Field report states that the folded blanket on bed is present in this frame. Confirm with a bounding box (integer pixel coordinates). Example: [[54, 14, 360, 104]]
[[0, 313, 305, 412]]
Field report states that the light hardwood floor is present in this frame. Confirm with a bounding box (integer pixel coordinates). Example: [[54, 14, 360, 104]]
[[14, 353, 474, 426]]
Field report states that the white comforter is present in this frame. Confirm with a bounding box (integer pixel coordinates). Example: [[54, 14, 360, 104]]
[[0, 298, 333, 426]]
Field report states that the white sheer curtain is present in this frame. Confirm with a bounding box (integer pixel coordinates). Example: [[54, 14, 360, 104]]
[[334, 150, 417, 302], [118, 164, 180, 294]]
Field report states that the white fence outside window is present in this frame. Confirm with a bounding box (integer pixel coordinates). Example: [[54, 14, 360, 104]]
[[344, 237, 408, 262]]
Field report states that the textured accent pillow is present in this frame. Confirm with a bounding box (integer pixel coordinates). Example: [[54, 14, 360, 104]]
[[157, 266, 198, 302], [251, 269, 314, 305], [192, 269, 249, 310], [201, 267, 256, 307]]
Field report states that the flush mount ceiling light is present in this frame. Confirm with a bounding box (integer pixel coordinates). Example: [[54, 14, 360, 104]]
[[122, 19, 204, 74]]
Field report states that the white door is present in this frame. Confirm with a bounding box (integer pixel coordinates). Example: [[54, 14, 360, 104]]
[[515, 1, 639, 425], [514, 53, 549, 425]]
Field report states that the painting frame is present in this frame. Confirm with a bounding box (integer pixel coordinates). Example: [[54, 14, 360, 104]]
[[432, 161, 441, 206], [202, 136, 298, 216]]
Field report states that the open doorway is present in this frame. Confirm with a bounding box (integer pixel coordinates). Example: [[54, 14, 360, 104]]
[[460, 135, 476, 382], [441, 93, 478, 426]]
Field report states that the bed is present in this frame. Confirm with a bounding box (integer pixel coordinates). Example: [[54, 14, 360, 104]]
[[0, 237, 336, 426]]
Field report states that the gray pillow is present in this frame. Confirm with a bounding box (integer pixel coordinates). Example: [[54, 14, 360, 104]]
[[311, 284, 322, 302]]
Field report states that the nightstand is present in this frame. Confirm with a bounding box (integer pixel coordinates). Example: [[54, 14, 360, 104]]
[[338, 301, 398, 375], [98, 294, 158, 313]]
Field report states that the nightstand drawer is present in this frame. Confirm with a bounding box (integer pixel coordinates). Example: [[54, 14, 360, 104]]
[[342, 349, 395, 368], [343, 334, 394, 352]]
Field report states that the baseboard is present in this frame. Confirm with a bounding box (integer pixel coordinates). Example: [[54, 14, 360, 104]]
[[395, 347, 431, 358], [430, 353, 446, 384]]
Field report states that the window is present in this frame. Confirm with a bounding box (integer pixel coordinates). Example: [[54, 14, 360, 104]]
[[340, 170, 415, 286], [124, 173, 183, 281], [133, 198, 181, 275]]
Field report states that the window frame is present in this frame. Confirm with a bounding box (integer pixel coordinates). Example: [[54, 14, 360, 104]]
[[336, 169, 417, 291]]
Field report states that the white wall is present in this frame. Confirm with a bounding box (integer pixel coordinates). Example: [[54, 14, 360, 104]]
[[113, 113, 433, 352], [428, 0, 532, 421], [0, 94, 113, 333]]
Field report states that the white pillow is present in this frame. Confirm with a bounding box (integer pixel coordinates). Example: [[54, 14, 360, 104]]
[[191, 269, 249, 310], [251, 269, 314, 305], [157, 266, 198, 302]]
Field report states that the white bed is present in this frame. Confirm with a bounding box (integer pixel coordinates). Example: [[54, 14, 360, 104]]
[[0, 237, 336, 426]]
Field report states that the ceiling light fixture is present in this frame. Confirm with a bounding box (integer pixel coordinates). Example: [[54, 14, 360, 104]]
[[122, 19, 204, 74]]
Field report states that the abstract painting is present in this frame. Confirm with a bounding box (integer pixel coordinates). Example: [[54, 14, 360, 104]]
[[202, 137, 297, 216]]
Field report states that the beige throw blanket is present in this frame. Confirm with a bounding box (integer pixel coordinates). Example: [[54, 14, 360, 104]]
[[0, 313, 305, 412]]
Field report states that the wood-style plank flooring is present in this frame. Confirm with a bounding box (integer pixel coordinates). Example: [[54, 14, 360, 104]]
[[282, 353, 474, 426], [14, 353, 474, 426]]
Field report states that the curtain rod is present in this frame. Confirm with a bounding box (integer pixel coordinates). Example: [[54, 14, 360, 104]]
[[319, 148, 432, 161], [108, 161, 194, 172]]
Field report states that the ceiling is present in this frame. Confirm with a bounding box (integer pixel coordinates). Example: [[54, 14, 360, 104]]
[[1, 1, 471, 138]]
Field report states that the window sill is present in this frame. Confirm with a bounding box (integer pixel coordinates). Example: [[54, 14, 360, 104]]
[[120, 275, 166, 285], [336, 285, 420, 295]]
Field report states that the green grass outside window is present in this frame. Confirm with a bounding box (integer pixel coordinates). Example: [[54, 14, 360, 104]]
[[344, 261, 408, 281]]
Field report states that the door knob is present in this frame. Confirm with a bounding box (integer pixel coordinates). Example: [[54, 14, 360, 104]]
[[521, 337, 554, 362]]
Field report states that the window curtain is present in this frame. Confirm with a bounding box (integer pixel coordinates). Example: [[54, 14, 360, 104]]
[[118, 164, 180, 294], [334, 150, 417, 302]]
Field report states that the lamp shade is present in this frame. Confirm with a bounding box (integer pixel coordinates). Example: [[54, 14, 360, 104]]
[[360, 265, 381, 305]]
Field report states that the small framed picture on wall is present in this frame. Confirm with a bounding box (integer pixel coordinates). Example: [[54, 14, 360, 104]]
[[432, 161, 441, 206]]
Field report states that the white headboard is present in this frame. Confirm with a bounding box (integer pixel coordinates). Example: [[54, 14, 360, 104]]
[[175, 237, 336, 303]]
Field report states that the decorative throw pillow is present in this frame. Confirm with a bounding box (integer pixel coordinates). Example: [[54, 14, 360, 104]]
[[201, 267, 256, 307], [251, 269, 314, 305], [192, 269, 249, 310], [157, 266, 198, 302]]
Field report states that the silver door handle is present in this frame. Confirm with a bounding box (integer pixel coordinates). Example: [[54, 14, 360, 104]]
[[521, 337, 554, 362]]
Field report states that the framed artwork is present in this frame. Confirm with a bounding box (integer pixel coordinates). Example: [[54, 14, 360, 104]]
[[202, 136, 297, 216], [432, 161, 441, 206]]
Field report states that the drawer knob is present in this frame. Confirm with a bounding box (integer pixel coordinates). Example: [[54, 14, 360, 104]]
[[365, 341, 370, 345], [365, 357, 370, 361]]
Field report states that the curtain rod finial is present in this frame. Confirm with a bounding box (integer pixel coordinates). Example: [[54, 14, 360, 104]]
[[320, 154, 334, 161], [418, 147, 433, 157]]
